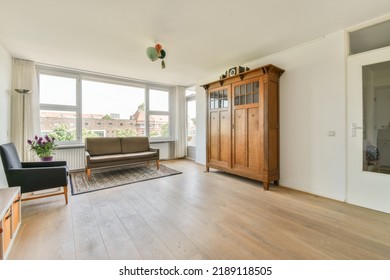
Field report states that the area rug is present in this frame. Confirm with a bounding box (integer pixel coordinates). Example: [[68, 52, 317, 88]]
[[70, 164, 182, 195]]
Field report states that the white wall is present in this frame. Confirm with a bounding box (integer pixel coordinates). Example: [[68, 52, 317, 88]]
[[197, 31, 347, 201], [243, 31, 347, 201], [0, 44, 12, 188]]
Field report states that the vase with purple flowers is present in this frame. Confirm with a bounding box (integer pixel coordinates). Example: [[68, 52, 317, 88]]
[[27, 135, 57, 160]]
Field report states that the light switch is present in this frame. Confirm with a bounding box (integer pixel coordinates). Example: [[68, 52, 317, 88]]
[[328, 131, 336, 136]]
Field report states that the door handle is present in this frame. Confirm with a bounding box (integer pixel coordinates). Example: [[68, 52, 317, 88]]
[[351, 123, 363, 137]]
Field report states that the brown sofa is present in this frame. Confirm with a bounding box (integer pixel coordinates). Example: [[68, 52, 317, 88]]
[[85, 137, 159, 180]]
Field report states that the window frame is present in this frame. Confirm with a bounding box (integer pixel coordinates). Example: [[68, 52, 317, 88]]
[[37, 65, 174, 145]]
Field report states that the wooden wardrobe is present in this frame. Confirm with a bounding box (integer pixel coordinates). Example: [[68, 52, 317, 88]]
[[203, 64, 284, 190]]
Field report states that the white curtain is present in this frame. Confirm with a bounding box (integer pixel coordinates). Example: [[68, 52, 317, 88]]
[[11, 59, 40, 161], [174, 86, 187, 158]]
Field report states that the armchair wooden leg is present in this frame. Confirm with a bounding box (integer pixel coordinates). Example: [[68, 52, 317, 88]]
[[156, 160, 160, 169], [21, 187, 69, 205], [63, 186, 68, 205]]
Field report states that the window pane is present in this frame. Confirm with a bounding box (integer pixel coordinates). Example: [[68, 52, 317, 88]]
[[149, 115, 169, 137], [150, 89, 169, 111], [210, 92, 215, 109], [82, 80, 145, 140], [39, 74, 76, 106], [40, 110, 77, 141], [186, 88, 195, 97], [187, 99, 196, 147]]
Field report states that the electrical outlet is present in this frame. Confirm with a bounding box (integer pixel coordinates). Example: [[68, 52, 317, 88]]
[[328, 131, 336, 136]]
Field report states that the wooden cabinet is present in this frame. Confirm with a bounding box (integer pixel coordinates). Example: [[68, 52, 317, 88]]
[[0, 187, 21, 260], [203, 65, 284, 190]]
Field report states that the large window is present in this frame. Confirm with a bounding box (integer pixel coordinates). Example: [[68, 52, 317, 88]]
[[40, 74, 77, 106], [186, 87, 196, 160], [148, 89, 170, 138], [39, 72, 78, 142], [82, 79, 145, 139], [186, 88, 196, 147], [38, 67, 172, 144]]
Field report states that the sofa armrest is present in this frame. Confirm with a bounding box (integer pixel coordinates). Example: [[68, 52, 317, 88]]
[[85, 150, 91, 166]]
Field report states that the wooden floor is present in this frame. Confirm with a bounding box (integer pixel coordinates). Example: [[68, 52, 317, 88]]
[[8, 159, 390, 260]]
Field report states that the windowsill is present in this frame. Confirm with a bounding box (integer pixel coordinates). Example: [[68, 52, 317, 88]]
[[56, 144, 85, 149], [56, 139, 174, 149], [150, 139, 174, 144]]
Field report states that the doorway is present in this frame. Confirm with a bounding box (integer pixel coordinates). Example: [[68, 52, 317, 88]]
[[347, 47, 390, 213]]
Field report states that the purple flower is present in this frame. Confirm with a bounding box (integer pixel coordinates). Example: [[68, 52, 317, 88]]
[[27, 139, 32, 144]]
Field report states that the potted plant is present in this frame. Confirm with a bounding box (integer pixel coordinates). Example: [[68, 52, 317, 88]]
[[27, 135, 57, 161]]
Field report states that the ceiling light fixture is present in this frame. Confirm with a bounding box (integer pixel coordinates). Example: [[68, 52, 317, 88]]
[[146, 42, 166, 69]]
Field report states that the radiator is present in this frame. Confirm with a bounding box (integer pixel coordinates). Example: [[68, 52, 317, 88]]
[[53, 147, 85, 171]]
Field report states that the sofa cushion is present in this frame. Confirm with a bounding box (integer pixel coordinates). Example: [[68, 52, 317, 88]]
[[88, 153, 130, 164], [89, 151, 158, 164], [123, 151, 158, 160], [121, 137, 149, 153], [90, 152, 157, 165], [86, 137, 122, 156]]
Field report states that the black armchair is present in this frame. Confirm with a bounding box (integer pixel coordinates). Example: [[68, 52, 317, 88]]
[[0, 143, 68, 204]]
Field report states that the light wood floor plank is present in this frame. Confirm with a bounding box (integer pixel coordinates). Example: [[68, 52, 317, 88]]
[[7, 159, 390, 260], [139, 179, 277, 259], [9, 198, 75, 259], [122, 185, 209, 259], [109, 188, 176, 260], [87, 190, 143, 259], [71, 193, 109, 259]]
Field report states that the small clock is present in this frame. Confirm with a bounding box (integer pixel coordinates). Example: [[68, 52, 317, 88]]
[[228, 67, 237, 77]]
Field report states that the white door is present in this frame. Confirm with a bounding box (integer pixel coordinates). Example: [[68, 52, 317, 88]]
[[347, 46, 390, 213]]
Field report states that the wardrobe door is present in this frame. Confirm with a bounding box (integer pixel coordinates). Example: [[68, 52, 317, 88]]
[[247, 107, 261, 171], [209, 111, 220, 163], [232, 78, 262, 173], [207, 86, 231, 168], [219, 110, 230, 165], [233, 107, 247, 168]]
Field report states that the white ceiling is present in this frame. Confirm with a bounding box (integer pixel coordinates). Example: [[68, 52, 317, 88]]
[[1, 0, 390, 86]]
